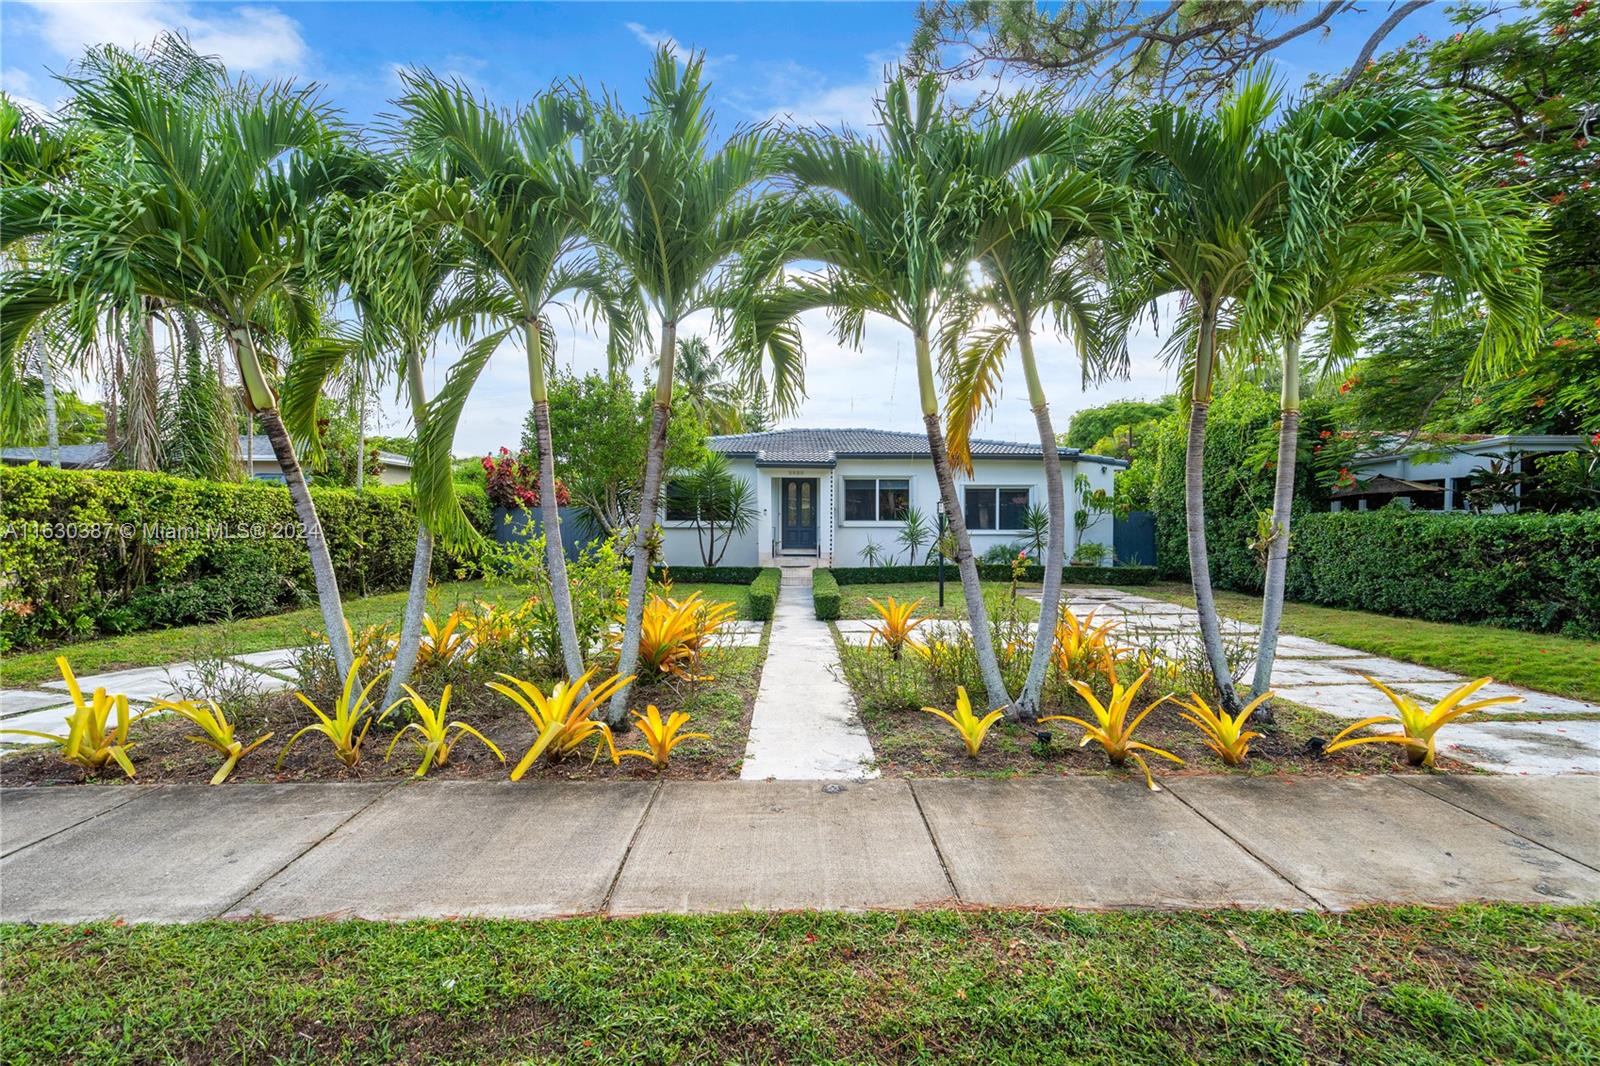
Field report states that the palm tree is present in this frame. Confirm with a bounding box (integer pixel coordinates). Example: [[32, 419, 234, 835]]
[[583, 48, 788, 723], [2, 38, 370, 677], [744, 77, 1065, 712], [1244, 93, 1542, 701], [1101, 78, 1327, 714], [393, 72, 639, 686], [942, 157, 1138, 718], [673, 335, 748, 433]]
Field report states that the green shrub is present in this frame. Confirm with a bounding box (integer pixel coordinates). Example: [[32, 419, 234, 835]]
[[1286, 509, 1600, 638], [748, 568, 780, 621], [0, 466, 490, 648], [812, 569, 841, 621], [652, 565, 763, 585], [827, 563, 1158, 586]]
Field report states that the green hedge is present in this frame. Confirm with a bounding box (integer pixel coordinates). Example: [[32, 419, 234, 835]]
[[1285, 509, 1600, 638], [748, 569, 780, 622], [812, 569, 841, 621], [0, 466, 490, 648], [652, 565, 764, 585], [827, 563, 1159, 586]]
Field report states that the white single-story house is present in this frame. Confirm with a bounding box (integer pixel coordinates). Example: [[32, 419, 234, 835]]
[[1329, 434, 1588, 513], [659, 427, 1125, 568], [2, 434, 413, 486]]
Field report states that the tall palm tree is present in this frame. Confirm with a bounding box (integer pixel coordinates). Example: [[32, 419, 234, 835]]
[[745, 76, 1065, 712], [1101, 78, 1327, 714], [1, 38, 371, 676], [583, 48, 788, 723], [673, 335, 748, 433], [1245, 94, 1542, 701], [394, 72, 639, 686], [942, 157, 1139, 718]]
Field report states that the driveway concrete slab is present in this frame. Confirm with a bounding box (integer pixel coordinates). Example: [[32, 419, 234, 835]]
[[230, 781, 654, 920], [913, 779, 1312, 909], [1438, 720, 1600, 775], [0, 782, 394, 923], [1269, 683, 1402, 719], [227, 648, 303, 678], [1327, 658, 1466, 684], [1405, 681, 1598, 718], [1167, 776, 1600, 909], [1404, 776, 1600, 869], [1271, 636, 1369, 659], [0, 705, 74, 744], [0, 786, 153, 857], [609, 780, 950, 914], [41, 663, 209, 703]]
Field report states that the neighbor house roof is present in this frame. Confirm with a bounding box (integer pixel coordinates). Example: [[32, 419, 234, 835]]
[[237, 434, 411, 469], [1351, 433, 1586, 465], [706, 428, 1125, 468], [1331, 474, 1446, 498]]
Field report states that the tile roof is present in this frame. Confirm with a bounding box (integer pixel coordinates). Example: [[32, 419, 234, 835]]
[[707, 428, 1123, 467]]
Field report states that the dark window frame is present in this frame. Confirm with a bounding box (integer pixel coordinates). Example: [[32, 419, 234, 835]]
[[841, 476, 912, 522]]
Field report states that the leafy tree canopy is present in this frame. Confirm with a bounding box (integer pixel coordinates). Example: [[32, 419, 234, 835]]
[[1063, 398, 1174, 451]]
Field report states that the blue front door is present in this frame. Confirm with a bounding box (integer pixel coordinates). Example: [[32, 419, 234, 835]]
[[781, 478, 817, 551]]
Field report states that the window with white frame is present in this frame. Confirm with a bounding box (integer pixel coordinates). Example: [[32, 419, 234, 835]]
[[842, 477, 910, 522], [963, 486, 1030, 530]]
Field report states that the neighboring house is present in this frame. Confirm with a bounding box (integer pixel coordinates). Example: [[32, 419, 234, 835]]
[[659, 427, 1124, 568], [2, 435, 413, 486], [1330, 434, 1588, 513]]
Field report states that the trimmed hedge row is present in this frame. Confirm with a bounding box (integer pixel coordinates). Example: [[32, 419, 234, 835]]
[[0, 466, 491, 648], [1285, 509, 1600, 638], [653, 565, 765, 585], [827, 563, 1159, 586], [748, 569, 780, 622], [812, 569, 841, 620]]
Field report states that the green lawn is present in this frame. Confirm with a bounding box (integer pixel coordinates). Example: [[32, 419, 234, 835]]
[[2, 906, 1595, 1064], [838, 580, 1041, 620], [1131, 582, 1600, 704], [3, 579, 754, 688]]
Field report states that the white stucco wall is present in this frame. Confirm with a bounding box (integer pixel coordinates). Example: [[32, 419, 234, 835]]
[[658, 460, 761, 567]]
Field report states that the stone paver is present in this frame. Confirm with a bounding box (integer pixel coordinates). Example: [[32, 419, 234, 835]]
[[1404, 776, 1600, 868], [1167, 776, 1600, 909], [913, 779, 1313, 909], [739, 580, 875, 781], [0, 786, 151, 857], [1267, 682, 1405, 719], [227, 648, 302, 678], [41, 662, 211, 703], [0, 690, 66, 717], [231, 780, 654, 920], [609, 780, 950, 914], [1437, 720, 1600, 776], [0, 704, 74, 745], [0, 783, 395, 923], [1317, 657, 1465, 685]]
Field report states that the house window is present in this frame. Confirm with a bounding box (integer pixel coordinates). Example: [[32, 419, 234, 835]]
[[663, 479, 697, 521], [842, 478, 910, 522], [964, 486, 1030, 530]]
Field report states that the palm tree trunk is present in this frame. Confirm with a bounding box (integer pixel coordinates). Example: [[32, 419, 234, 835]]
[[526, 317, 586, 684], [229, 326, 354, 679], [917, 331, 1012, 713], [1185, 307, 1239, 714], [125, 302, 163, 472], [33, 337, 60, 468], [385, 343, 435, 711], [609, 318, 677, 723], [1250, 334, 1300, 712], [1015, 331, 1062, 720], [354, 362, 366, 493]]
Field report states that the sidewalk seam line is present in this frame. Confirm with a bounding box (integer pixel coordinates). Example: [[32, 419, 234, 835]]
[[0, 785, 158, 860], [213, 780, 403, 919], [907, 781, 961, 905], [1164, 786, 1327, 911], [601, 778, 663, 916], [1395, 778, 1600, 873]]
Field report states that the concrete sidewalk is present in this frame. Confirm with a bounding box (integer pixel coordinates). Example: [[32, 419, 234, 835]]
[[2, 775, 1595, 923]]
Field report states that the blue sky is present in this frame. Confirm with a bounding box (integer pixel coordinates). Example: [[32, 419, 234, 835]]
[[1, 1, 1466, 454]]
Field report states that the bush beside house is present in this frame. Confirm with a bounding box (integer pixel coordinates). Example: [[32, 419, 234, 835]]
[[0, 466, 491, 648]]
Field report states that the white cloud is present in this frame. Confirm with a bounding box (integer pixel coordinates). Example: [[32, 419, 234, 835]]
[[19, 2, 308, 73], [0, 67, 58, 114], [623, 21, 734, 70]]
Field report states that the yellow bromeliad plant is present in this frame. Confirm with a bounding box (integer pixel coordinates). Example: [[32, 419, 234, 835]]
[[0, 657, 152, 778], [1325, 676, 1522, 768], [1041, 669, 1183, 790], [1052, 608, 1125, 680], [676, 591, 736, 654], [277, 657, 387, 769], [459, 599, 527, 657], [488, 668, 633, 779], [417, 607, 474, 669], [629, 592, 734, 681], [866, 596, 927, 660], [618, 705, 710, 769], [384, 684, 504, 777], [922, 686, 1006, 758], [1170, 691, 1273, 766], [153, 698, 273, 784]]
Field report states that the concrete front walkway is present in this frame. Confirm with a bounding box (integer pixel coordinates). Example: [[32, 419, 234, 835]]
[[1, 776, 1595, 923], [738, 570, 875, 781]]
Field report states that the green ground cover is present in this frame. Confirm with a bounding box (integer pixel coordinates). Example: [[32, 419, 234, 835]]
[[837, 581, 1042, 621], [2, 906, 1594, 1064]]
